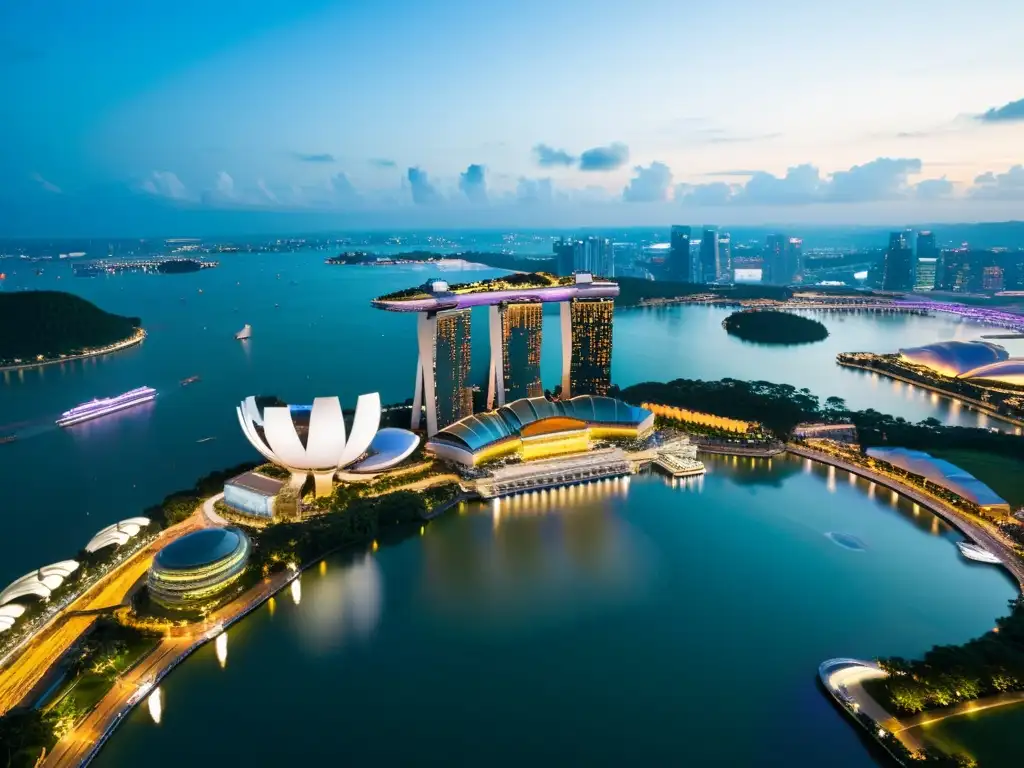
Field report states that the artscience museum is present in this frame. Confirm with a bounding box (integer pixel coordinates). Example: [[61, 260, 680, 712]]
[[235, 393, 420, 496]]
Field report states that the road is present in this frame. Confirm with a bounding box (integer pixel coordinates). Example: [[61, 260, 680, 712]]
[[0, 507, 212, 716], [44, 567, 298, 768]]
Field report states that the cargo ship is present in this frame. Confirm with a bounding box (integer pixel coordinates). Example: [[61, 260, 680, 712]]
[[56, 387, 157, 427]]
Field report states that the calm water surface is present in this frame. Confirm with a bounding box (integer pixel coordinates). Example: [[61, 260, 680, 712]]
[[0, 252, 1014, 582], [91, 458, 1017, 767]]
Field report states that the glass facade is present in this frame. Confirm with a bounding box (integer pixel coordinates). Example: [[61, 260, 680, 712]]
[[434, 309, 473, 430], [501, 303, 543, 401], [570, 299, 613, 396]]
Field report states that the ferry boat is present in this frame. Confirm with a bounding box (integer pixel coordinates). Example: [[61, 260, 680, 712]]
[[180, 375, 201, 386], [56, 387, 156, 427], [957, 541, 1002, 564], [235, 324, 252, 340]]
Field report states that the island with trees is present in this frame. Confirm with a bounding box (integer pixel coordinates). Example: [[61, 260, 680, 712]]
[[0, 290, 143, 369], [722, 309, 829, 345]]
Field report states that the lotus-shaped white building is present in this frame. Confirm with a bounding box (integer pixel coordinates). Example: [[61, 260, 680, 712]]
[[236, 393, 388, 496]]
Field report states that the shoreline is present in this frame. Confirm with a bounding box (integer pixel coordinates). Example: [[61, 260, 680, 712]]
[[836, 359, 1024, 429], [0, 328, 147, 374], [43, 495, 467, 768]]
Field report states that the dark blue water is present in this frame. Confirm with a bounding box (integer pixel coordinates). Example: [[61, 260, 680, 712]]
[[91, 458, 1016, 767]]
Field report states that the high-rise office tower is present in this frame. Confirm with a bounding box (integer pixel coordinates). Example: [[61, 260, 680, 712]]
[[762, 234, 786, 284], [914, 258, 937, 291], [669, 225, 691, 281], [561, 299, 613, 397], [916, 231, 938, 261], [699, 228, 719, 283], [413, 308, 472, 436], [882, 231, 914, 291], [553, 238, 576, 277], [488, 302, 543, 405], [574, 236, 613, 277], [786, 238, 803, 283], [717, 233, 733, 282]]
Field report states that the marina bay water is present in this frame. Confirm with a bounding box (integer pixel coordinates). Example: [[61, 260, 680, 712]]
[[0, 250, 1016, 584], [91, 458, 1016, 767], [2, 251, 1022, 763]]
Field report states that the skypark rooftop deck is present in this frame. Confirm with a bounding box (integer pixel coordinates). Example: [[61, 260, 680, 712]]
[[372, 271, 619, 312]]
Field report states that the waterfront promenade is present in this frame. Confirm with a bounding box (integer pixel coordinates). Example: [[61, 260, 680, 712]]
[[786, 444, 1024, 588], [0, 507, 209, 716], [0, 328, 146, 374], [836, 358, 1024, 430]]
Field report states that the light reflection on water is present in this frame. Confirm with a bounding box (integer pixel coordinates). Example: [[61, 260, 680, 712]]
[[292, 554, 382, 654]]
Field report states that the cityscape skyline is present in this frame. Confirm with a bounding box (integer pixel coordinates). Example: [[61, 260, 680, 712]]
[[2, 1, 1024, 235]]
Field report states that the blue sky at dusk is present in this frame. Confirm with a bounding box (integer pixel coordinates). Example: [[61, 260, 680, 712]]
[[1, 0, 1023, 235]]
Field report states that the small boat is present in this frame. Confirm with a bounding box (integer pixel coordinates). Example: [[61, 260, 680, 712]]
[[180, 375, 201, 386], [0, 435, 16, 444], [196, 436, 216, 443], [957, 541, 1001, 564], [235, 324, 252, 340]]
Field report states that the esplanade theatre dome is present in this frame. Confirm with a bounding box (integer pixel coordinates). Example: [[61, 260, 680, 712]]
[[897, 341, 1009, 377], [962, 360, 1024, 387], [148, 527, 250, 609]]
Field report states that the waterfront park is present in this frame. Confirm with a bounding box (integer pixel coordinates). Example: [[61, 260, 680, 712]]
[[4, 265, 1024, 766]]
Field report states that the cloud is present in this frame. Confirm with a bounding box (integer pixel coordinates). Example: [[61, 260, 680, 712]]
[[702, 170, 761, 177], [330, 172, 360, 202], [31, 172, 62, 194], [214, 171, 235, 198], [138, 170, 190, 201], [622, 162, 672, 203], [674, 157, 926, 206], [533, 144, 577, 168], [293, 152, 335, 163], [256, 179, 279, 204], [915, 177, 954, 200], [407, 167, 442, 205], [970, 165, 1024, 200], [977, 98, 1024, 123], [705, 132, 781, 145], [516, 177, 553, 205], [676, 181, 734, 206], [369, 158, 397, 168], [458, 164, 488, 204], [579, 143, 629, 172], [826, 157, 921, 202]]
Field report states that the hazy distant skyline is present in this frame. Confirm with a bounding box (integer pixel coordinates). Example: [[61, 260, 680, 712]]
[[2, 0, 1023, 235]]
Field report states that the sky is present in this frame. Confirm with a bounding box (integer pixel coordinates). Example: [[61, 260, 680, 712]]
[[1, 0, 1023, 236]]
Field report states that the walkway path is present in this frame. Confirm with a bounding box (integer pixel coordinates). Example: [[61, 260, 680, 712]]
[[0, 506, 212, 715], [0, 329, 147, 373], [787, 444, 1024, 589]]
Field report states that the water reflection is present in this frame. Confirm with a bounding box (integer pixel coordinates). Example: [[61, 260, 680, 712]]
[[702, 453, 802, 488], [294, 554, 382, 653], [215, 631, 228, 669], [290, 578, 301, 605], [147, 687, 163, 725], [423, 478, 652, 627]]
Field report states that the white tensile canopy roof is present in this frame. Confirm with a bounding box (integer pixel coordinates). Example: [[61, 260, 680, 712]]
[[0, 560, 80, 605], [85, 516, 151, 553]]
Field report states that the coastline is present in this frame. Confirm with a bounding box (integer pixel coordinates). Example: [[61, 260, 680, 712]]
[[0, 328, 146, 374], [836, 358, 1024, 429], [42, 494, 467, 768]]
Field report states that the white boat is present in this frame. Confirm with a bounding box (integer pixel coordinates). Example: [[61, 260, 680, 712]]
[[57, 387, 156, 427], [235, 324, 251, 340], [957, 541, 1001, 564]]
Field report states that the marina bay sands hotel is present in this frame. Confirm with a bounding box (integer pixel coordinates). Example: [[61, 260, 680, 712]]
[[372, 272, 618, 436]]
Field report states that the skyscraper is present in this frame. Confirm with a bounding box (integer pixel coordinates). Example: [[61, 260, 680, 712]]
[[499, 303, 543, 402], [699, 228, 719, 283], [414, 308, 472, 435], [575, 236, 613, 277], [762, 234, 786, 284], [786, 238, 803, 283], [717, 233, 733, 282], [914, 258, 937, 291], [669, 225, 691, 281], [553, 238, 576, 277], [562, 299, 613, 397], [882, 231, 914, 291]]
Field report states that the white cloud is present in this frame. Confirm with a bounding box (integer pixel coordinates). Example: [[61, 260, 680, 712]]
[[622, 162, 673, 203], [139, 170, 190, 201], [31, 172, 62, 194], [970, 165, 1024, 200]]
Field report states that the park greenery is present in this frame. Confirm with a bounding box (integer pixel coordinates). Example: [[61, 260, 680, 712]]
[[154, 258, 202, 274], [870, 598, 1024, 717], [722, 309, 829, 345], [147, 461, 260, 527], [613, 277, 792, 307], [0, 291, 140, 364]]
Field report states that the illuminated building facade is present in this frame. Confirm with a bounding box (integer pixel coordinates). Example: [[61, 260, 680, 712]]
[[561, 298, 614, 397], [882, 231, 914, 291], [914, 257, 937, 291], [699, 228, 719, 284], [718, 233, 733, 282], [763, 234, 803, 285], [488, 302, 543, 407], [148, 528, 251, 609], [644, 402, 756, 433], [669, 225, 691, 281], [414, 308, 472, 435]]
